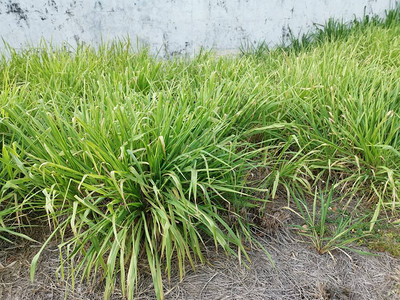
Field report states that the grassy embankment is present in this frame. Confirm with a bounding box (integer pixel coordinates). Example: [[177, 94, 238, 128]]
[[1, 8, 400, 299]]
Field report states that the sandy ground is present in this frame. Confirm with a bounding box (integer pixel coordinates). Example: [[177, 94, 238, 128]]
[[0, 219, 399, 300]]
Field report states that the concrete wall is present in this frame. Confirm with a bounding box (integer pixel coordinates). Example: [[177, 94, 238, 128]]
[[0, 1, 395, 56]]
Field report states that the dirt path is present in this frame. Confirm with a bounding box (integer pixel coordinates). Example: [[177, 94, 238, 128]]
[[1, 226, 399, 300]]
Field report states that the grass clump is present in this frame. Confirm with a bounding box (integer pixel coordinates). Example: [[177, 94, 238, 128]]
[[288, 185, 370, 256], [1, 7, 400, 299], [1, 45, 278, 299]]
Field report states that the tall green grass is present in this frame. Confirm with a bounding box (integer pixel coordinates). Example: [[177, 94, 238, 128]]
[[1, 45, 280, 299], [1, 7, 400, 299]]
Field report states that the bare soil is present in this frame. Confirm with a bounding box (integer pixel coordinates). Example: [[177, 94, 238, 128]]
[[1, 216, 399, 300]]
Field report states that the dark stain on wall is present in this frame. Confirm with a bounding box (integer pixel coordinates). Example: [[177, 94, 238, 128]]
[[65, 9, 73, 17], [6, 2, 28, 22], [95, 1, 103, 10], [281, 25, 292, 44], [217, 0, 228, 13], [47, 0, 58, 12]]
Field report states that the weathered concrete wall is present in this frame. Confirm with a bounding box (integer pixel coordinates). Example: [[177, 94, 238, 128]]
[[0, 1, 394, 55]]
